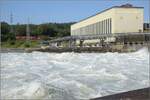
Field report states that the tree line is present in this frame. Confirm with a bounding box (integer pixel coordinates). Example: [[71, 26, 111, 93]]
[[1, 21, 75, 42]]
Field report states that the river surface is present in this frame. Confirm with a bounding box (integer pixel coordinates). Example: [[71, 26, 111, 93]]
[[1, 48, 149, 100]]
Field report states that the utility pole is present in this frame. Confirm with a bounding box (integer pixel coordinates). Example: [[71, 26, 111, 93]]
[[26, 17, 30, 45], [10, 13, 13, 33]]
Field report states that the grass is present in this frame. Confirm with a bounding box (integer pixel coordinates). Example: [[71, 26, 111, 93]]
[[1, 40, 41, 48]]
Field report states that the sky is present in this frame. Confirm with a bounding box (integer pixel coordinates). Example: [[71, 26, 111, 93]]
[[0, 0, 149, 24]]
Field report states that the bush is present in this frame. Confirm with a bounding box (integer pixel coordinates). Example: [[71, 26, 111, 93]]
[[24, 42, 30, 48], [10, 41, 15, 45]]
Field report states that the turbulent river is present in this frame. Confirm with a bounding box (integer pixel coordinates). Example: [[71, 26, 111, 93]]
[[1, 48, 149, 100]]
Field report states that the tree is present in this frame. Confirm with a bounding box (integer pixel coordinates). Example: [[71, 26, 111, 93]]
[[1, 21, 75, 41], [38, 24, 57, 37], [15, 25, 26, 36], [1, 22, 10, 34], [1, 22, 15, 41]]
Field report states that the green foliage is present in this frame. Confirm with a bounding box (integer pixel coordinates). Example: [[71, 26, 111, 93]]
[[42, 36, 50, 41], [1, 22, 10, 34], [15, 24, 26, 36], [37, 24, 56, 36], [1, 21, 75, 48], [1, 40, 40, 48], [24, 42, 30, 48], [1, 22, 16, 41], [10, 40, 15, 45]]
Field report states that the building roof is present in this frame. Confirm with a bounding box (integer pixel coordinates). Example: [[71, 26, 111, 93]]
[[71, 4, 144, 26]]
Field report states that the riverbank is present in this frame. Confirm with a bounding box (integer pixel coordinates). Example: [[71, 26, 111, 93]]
[[1, 44, 149, 53], [1, 48, 26, 53], [1, 42, 149, 53], [1, 40, 40, 49], [26, 43, 149, 53]]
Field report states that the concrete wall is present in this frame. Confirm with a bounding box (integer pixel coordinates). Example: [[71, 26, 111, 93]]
[[113, 8, 143, 33]]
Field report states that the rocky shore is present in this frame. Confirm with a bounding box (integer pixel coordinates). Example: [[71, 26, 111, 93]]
[[1, 43, 149, 53], [26, 43, 149, 53], [1, 48, 26, 53]]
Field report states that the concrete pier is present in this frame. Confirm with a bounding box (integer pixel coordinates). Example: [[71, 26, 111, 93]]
[[90, 87, 150, 100], [50, 33, 150, 49]]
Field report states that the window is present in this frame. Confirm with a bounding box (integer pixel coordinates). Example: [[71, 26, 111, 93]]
[[99, 22, 101, 34], [108, 19, 110, 34], [102, 21, 104, 34], [110, 18, 112, 34], [104, 20, 106, 34], [96, 22, 98, 34], [94, 23, 96, 34], [106, 19, 108, 34]]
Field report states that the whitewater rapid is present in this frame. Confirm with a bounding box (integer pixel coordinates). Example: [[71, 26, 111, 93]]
[[1, 48, 149, 100]]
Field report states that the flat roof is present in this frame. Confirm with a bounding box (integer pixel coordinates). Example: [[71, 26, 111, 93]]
[[72, 6, 144, 26]]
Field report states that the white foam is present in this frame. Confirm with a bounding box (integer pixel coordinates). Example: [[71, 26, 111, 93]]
[[23, 82, 48, 99], [1, 47, 149, 99]]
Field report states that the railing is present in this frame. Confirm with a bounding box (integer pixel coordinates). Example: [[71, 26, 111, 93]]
[[50, 32, 150, 42]]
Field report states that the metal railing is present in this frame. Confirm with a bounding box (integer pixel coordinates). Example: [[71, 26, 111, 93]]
[[50, 32, 150, 43]]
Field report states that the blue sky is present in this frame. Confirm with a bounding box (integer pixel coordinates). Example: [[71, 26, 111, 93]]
[[0, 0, 149, 24]]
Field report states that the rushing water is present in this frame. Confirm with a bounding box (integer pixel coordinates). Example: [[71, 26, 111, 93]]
[[1, 48, 149, 100]]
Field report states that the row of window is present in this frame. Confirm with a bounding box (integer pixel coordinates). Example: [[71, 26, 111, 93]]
[[72, 18, 112, 35]]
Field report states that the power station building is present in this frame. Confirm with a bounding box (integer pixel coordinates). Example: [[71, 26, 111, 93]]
[[71, 4, 144, 36], [50, 4, 148, 48]]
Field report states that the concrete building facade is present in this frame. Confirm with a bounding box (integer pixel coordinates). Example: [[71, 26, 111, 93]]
[[71, 4, 144, 36]]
